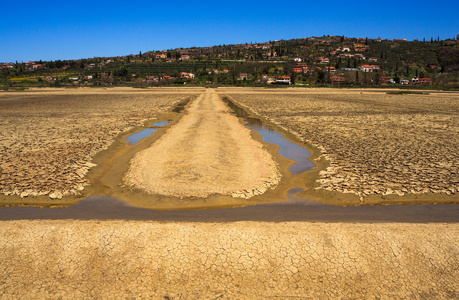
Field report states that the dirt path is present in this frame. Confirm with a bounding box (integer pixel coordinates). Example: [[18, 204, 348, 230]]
[[124, 90, 280, 198]]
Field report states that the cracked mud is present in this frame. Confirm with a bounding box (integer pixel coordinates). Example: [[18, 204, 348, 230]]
[[223, 88, 459, 203], [0, 221, 457, 299]]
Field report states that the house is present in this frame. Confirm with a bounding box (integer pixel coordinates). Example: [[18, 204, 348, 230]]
[[293, 68, 303, 73], [294, 58, 302, 62], [323, 67, 336, 72], [400, 78, 410, 84], [156, 54, 167, 59], [382, 77, 395, 84], [419, 78, 432, 85], [411, 77, 420, 84], [354, 43, 365, 48], [276, 76, 292, 85], [84, 75, 93, 80], [354, 53, 365, 59], [163, 75, 174, 80], [342, 68, 358, 71], [368, 57, 378, 62], [342, 47, 351, 52], [146, 76, 157, 82], [69, 77, 79, 81], [181, 55, 190, 60], [330, 75, 346, 85], [238, 73, 248, 80], [32, 64, 42, 69], [180, 72, 195, 79], [360, 65, 380, 72], [320, 58, 329, 64], [330, 51, 337, 56]]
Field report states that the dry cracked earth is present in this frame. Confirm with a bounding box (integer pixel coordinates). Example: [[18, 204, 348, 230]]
[[1, 221, 458, 299], [0, 87, 458, 298], [223, 88, 459, 199], [0, 87, 203, 199]]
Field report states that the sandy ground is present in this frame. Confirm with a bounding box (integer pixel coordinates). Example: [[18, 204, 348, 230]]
[[0, 87, 202, 199], [0, 220, 457, 299], [124, 90, 280, 198], [221, 88, 459, 200]]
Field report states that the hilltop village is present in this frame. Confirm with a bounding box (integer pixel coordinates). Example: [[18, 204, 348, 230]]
[[1, 35, 458, 87]]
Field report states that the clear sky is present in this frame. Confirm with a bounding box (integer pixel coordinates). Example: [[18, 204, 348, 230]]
[[1, 0, 458, 63]]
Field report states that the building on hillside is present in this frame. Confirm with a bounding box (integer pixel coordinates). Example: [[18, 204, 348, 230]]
[[418, 78, 432, 85], [400, 78, 410, 84], [382, 77, 395, 84], [276, 76, 292, 85], [330, 75, 346, 85], [323, 66, 336, 72], [146, 76, 158, 82], [180, 72, 195, 79], [360, 65, 380, 72], [238, 73, 248, 80]]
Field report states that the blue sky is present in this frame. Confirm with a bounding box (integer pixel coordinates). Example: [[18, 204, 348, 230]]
[[1, 0, 458, 62]]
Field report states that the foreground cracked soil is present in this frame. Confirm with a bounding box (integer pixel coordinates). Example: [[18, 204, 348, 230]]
[[1, 221, 457, 299]]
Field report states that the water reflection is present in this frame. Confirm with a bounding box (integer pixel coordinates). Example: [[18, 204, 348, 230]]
[[222, 97, 315, 175], [125, 128, 158, 145], [152, 120, 171, 127]]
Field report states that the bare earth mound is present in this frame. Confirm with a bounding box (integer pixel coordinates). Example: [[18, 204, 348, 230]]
[[124, 90, 280, 198]]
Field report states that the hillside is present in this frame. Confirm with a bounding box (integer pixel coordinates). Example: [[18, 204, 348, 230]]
[[1, 35, 458, 88]]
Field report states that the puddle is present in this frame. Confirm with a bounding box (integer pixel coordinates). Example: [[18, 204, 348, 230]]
[[125, 120, 171, 145], [125, 128, 158, 146], [125, 129, 158, 145], [248, 121, 314, 175], [152, 120, 171, 126], [222, 97, 315, 175]]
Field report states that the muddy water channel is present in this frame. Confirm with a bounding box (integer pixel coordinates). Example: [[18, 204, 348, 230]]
[[125, 120, 171, 145], [222, 97, 315, 175]]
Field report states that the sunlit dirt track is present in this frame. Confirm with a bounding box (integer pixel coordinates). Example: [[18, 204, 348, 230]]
[[124, 90, 280, 198]]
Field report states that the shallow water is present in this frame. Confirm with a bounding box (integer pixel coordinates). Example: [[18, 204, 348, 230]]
[[222, 97, 315, 175], [152, 120, 171, 126], [248, 121, 315, 175], [125, 128, 158, 145], [125, 120, 171, 145]]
